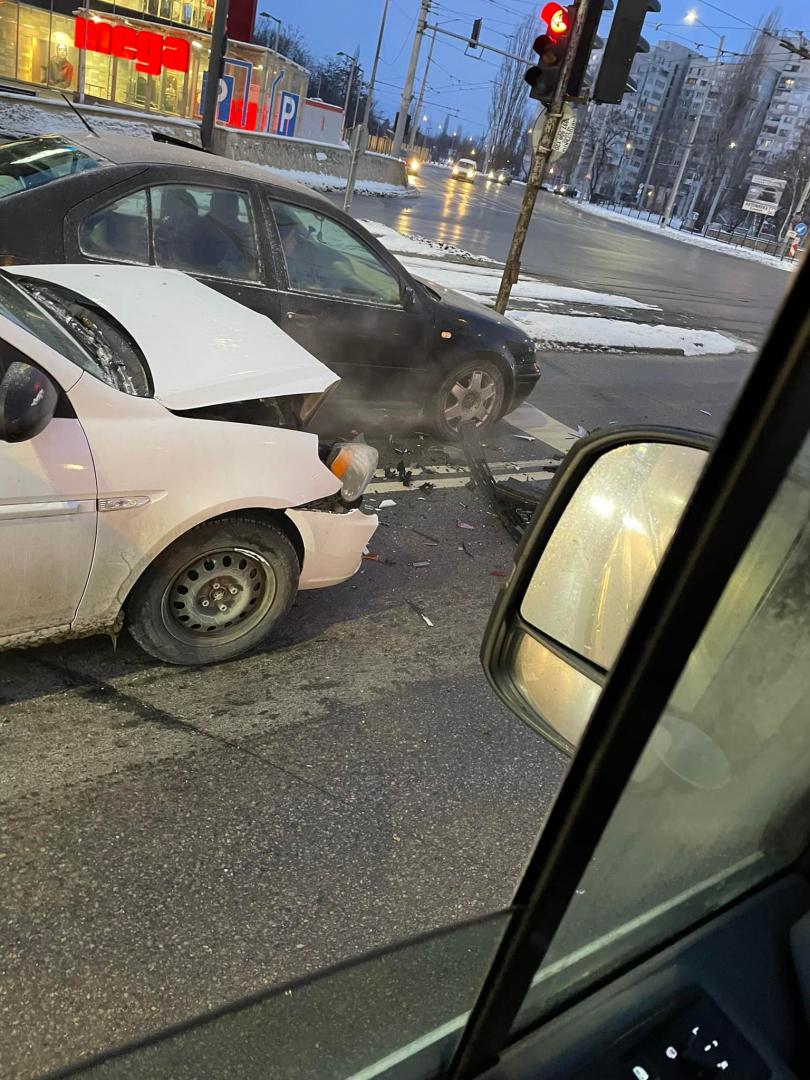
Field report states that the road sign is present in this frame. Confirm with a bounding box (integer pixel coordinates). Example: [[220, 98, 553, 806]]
[[532, 103, 575, 164], [199, 72, 234, 123], [795, 222, 808, 237], [276, 91, 300, 137], [742, 174, 786, 217], [350, 123, 370, 156]]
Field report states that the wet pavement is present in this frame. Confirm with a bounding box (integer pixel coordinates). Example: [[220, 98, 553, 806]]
[[1, 353, 754, 1079]]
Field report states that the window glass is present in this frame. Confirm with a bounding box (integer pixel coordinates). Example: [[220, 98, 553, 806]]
[[151, 185, 259, 281], [79, 190, 150, 265], [0, 137, 103, 200], [270, 201, 402, 305], [515, 431, 810, 1033], [0, 270, 101, 375]]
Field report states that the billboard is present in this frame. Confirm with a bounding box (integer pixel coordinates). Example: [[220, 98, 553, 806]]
[[742, 174, 787, 216]]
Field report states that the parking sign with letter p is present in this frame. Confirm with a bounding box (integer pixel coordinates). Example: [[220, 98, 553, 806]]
[[276, 92, 299, 137]]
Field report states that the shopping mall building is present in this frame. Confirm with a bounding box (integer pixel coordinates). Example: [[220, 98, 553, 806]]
[[0, 0, 310, 134]]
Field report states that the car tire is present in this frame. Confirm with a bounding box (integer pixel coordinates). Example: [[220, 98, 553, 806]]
[[426, 358, 507, 442], [127, 515, 299, 666]]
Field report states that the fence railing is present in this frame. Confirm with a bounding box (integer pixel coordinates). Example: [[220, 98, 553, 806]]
[[589, 199, 805, 261]]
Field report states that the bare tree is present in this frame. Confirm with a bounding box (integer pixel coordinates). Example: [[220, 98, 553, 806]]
[[590, 110, 631, 199], [693, 11, 782, 225], [487, 14, 538, 169], [773, 121, 810, 236]]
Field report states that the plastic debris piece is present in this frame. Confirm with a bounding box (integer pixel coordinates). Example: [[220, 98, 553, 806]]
[[412, 561, 431, 567], [700, 409, 712, 416], [490, 571, 507, 577], [577, 425, 588, 439], [457, 521, 475, 530], [514, 434, 535, 442], [362, 553, 380, 561], [419, 481, 435, 492], [397, 460, 413, 486], [395, 446, 410, 455], [384, 465, 398, 480], [406, 599, 434, 627], [461, 542, 474, 557], [379, 499, 397, 508], [363, 546, 369, 555]]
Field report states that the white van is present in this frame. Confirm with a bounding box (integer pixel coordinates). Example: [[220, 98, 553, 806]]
[[452, 158, 477, 183]]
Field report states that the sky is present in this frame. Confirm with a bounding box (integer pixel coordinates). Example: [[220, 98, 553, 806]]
[[265, 0, 809, 137]]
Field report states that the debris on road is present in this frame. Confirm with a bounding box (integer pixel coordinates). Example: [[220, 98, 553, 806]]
[[419, 481, 435, 492], [362, 553, 380, 561], [700, 409, 712, 416], [412, 561, 431, 568], [397, 461, 413, 486], [461, 542, 475, 558], [406, 599, 434, 627], [410, 527, 441, 543], [379, 499, 397, 508], [457, 522, 476, 530], [460, 422, 547, 543], [490, 571, 507, 577], [514, 434, 535, 442], [577, 424, 588, 439], [395, 446, 411, 455]]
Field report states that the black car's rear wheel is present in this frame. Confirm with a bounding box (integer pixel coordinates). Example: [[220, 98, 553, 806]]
[[426, 359, 507, 442]]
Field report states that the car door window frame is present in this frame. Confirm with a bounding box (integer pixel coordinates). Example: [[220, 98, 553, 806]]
[[262, 194, 409, 310], [73, 175, 266, 288], [446, 251, 810, 1080]]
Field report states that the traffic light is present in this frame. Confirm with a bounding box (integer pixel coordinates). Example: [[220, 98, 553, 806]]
[[524, 3, 574, 104], [567, 0, 613, 100], [593, 0, 661, 104], [469, 18, 482, 49]]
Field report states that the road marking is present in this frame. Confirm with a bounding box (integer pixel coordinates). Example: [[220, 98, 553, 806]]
[[367, 468, 554, 494], [503, 403, 579, 454]]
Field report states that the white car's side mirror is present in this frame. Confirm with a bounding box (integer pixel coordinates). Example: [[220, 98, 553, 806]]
[[0, 360, 59, 443]]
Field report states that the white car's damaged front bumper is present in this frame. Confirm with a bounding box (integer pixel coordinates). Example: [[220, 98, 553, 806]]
[[287, 507, 379, 590]]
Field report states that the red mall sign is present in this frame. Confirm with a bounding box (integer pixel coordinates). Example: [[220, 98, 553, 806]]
[[74, 17, 191, 77]]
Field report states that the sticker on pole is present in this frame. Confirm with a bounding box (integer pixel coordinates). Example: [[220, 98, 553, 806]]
[[531, 103, 576, 164]]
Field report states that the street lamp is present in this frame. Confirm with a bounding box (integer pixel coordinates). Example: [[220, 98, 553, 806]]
[[337, 50, 358, 138], [258, 11, 281, 56]]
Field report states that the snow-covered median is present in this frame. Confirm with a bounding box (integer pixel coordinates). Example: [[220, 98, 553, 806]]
[[359, 219, 496, 261], [574, 202, 798, 273], [399, 256, 658, 310], [258, 168, 419, 198], [365, 220, 753, 356], [509, 311, 755, 356]]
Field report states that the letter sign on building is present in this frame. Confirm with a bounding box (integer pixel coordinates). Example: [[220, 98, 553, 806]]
[[74, 17, 190, 76]]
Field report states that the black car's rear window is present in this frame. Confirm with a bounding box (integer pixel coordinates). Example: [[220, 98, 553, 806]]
[[0, 137, 103, 200]]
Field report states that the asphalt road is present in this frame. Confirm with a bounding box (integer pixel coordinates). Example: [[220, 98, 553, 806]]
[[0, 354, 755, 1080], [341, 165, 791, 348]]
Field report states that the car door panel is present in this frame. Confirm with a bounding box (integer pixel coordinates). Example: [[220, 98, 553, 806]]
[[0, 417, 96, 638], [262, 196, 429, 402]]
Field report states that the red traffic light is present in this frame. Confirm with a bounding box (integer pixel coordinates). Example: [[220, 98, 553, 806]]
[[541, 2, 571, 37]]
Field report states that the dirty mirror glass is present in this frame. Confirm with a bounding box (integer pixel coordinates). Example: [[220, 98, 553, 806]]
[[514, 442, 708, 747], [521, 442, 708, 668]]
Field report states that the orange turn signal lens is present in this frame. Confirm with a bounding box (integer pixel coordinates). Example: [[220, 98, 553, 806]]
[[329, 448, 353, 479]]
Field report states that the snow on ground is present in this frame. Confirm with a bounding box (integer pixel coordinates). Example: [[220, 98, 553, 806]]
[[399, 255, 659, 310], [359, 219, 496, 261], [260, 168, 418, 198], [364, 220, 752, 356], [573, 201, 798, 273], [509, 310, 755, 356]]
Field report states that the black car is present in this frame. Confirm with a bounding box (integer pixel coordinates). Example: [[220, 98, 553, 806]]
[[0, 134, 539, 440], [487, 168, 513, 185]]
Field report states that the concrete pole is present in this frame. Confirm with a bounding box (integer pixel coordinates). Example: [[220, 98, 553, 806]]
[[392, 0, 430, 158], [661, 36, 724, 228], [704, 165, 729, 231], [412, 27, 436, 150], [363, 0, 389, 129]]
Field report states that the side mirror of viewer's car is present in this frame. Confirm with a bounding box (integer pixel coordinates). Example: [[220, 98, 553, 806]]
[[481, 427, 712, 755], [0, 360, 59, 443]]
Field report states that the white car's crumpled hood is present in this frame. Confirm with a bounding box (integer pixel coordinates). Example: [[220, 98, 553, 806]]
[[11, 264, 338, 410]]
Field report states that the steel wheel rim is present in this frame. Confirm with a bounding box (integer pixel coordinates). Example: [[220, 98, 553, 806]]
[[161, 547, 275, 648], [444, 369, 499, 430]]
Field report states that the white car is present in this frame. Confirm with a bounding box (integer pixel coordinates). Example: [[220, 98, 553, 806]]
[[451, 158, 477, 183], [0, 264, 379, 665]]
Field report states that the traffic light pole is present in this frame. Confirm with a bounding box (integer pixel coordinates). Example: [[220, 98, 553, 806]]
[[392, 0, 431, 157], [494, 0, 592, 315], [200, 0, 230, 152]]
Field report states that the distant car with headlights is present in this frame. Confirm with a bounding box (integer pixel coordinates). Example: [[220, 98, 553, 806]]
[[487, 168, 513, 185], [552, 183, 578, 197], [400, 155, 422, 175], [452, 158, 477, 183], [0, 263, 378, 666]]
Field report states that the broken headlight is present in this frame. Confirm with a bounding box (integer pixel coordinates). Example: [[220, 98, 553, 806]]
[[327, 435, 379, 503]]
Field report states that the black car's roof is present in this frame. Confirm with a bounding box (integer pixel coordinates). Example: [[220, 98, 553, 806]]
[[53, 131, 336, 210]]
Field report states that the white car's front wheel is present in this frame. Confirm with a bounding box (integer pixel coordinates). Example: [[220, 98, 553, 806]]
[[127, 515, 299, 666]]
